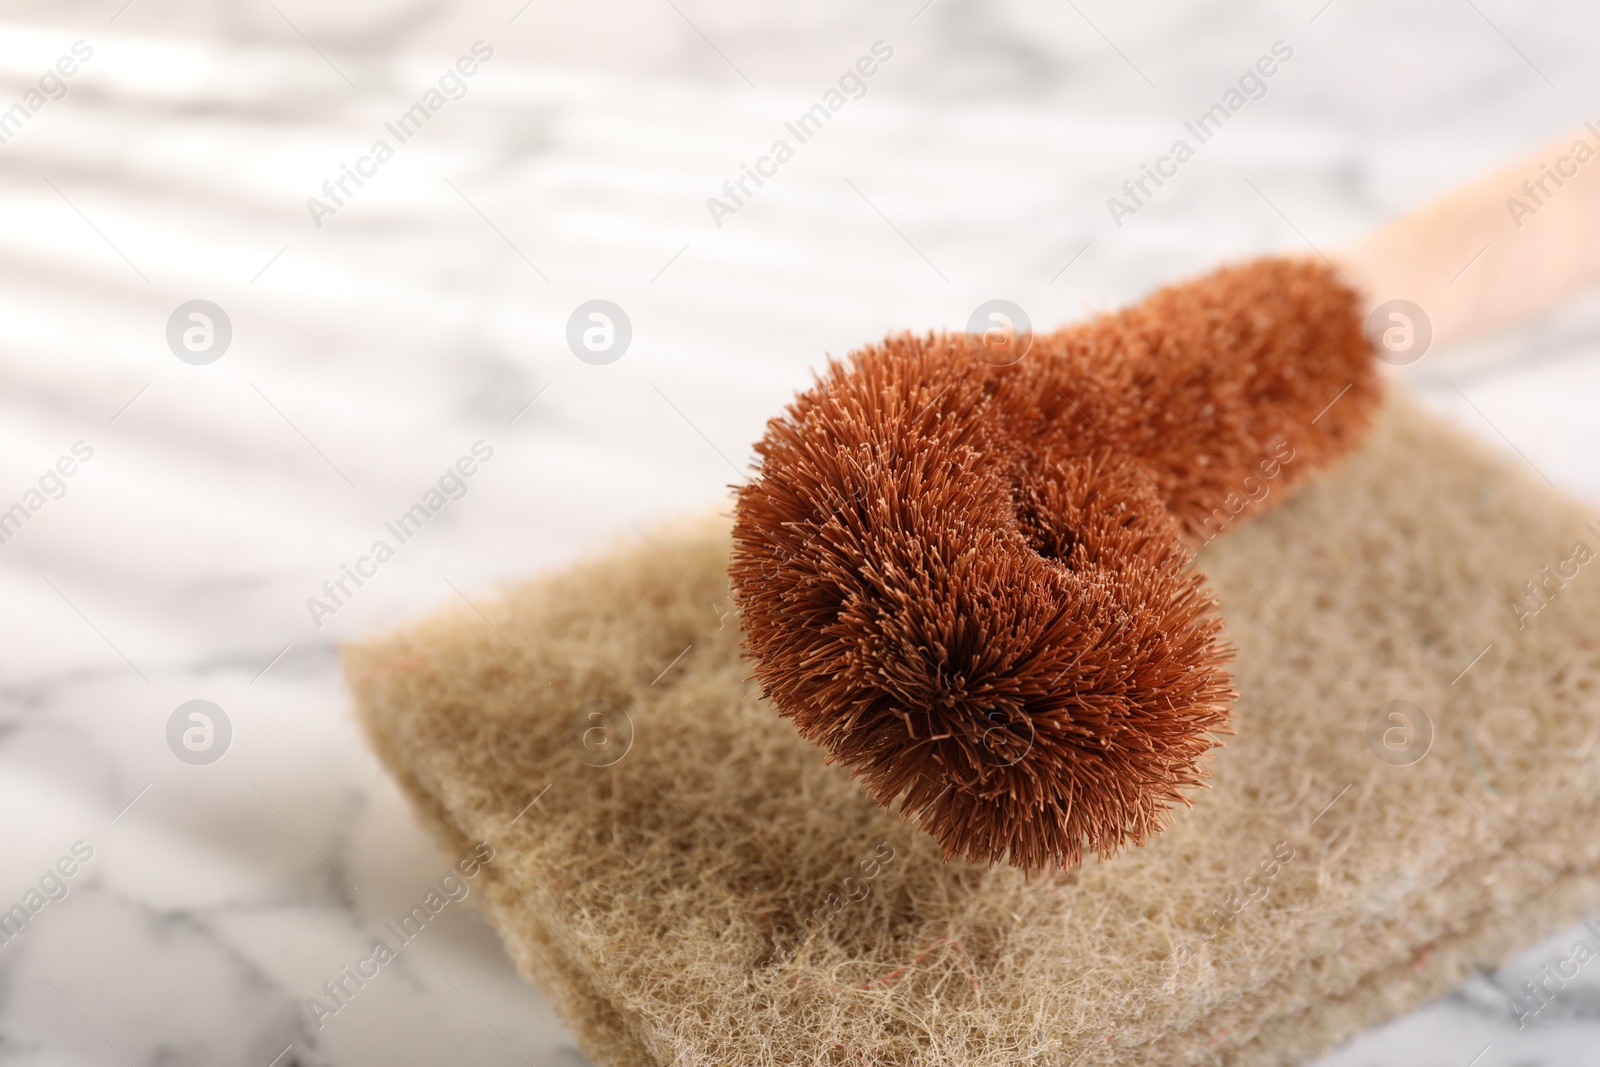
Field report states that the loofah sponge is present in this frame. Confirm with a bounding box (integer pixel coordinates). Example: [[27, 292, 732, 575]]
[[347, 389, 1600, 1067]]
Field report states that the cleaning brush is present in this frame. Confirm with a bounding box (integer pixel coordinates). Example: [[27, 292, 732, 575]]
[[730, 126, 1600, 870], [731, 258, 1375, 870]]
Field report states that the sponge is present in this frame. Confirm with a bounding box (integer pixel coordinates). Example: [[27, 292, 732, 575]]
[[346, 389, 1600, 1067]]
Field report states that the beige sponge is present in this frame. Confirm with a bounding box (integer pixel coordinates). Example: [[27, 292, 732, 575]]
[[345, 388, 1600, 1066]]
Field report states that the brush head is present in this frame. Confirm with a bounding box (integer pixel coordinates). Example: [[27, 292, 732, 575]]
[[731, 258, 1378, 869]]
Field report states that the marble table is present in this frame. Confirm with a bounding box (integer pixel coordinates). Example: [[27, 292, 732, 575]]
[[1, 1, 1598, 1063]]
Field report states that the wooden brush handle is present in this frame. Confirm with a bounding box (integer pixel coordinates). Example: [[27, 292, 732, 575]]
[[1335, 125, 1600, 352]]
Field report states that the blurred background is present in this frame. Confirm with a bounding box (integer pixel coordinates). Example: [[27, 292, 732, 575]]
[[1, 1, 1598, 1064]]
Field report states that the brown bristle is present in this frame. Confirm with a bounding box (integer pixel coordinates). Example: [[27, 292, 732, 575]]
[[730, 257, 1379, 870]]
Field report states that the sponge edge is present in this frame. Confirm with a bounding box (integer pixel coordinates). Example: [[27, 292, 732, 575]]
[[346, 389, 1600, 1067]]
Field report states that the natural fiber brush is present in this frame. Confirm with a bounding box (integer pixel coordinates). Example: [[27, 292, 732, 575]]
[[730, 257, 1379, 870]]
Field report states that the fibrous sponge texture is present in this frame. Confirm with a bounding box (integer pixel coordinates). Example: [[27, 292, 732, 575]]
[[347, 392, 1600, 1067], [731, 257, 1379, 869]]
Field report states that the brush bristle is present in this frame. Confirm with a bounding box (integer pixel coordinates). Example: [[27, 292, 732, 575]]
[[731, 257, 1378, 870]]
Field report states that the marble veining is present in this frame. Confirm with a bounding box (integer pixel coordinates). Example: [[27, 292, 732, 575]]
[[0, 1, 1598, 1064]]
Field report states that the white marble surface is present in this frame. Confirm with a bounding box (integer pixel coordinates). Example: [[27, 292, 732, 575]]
[[0, 1, 1598, 1064]]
